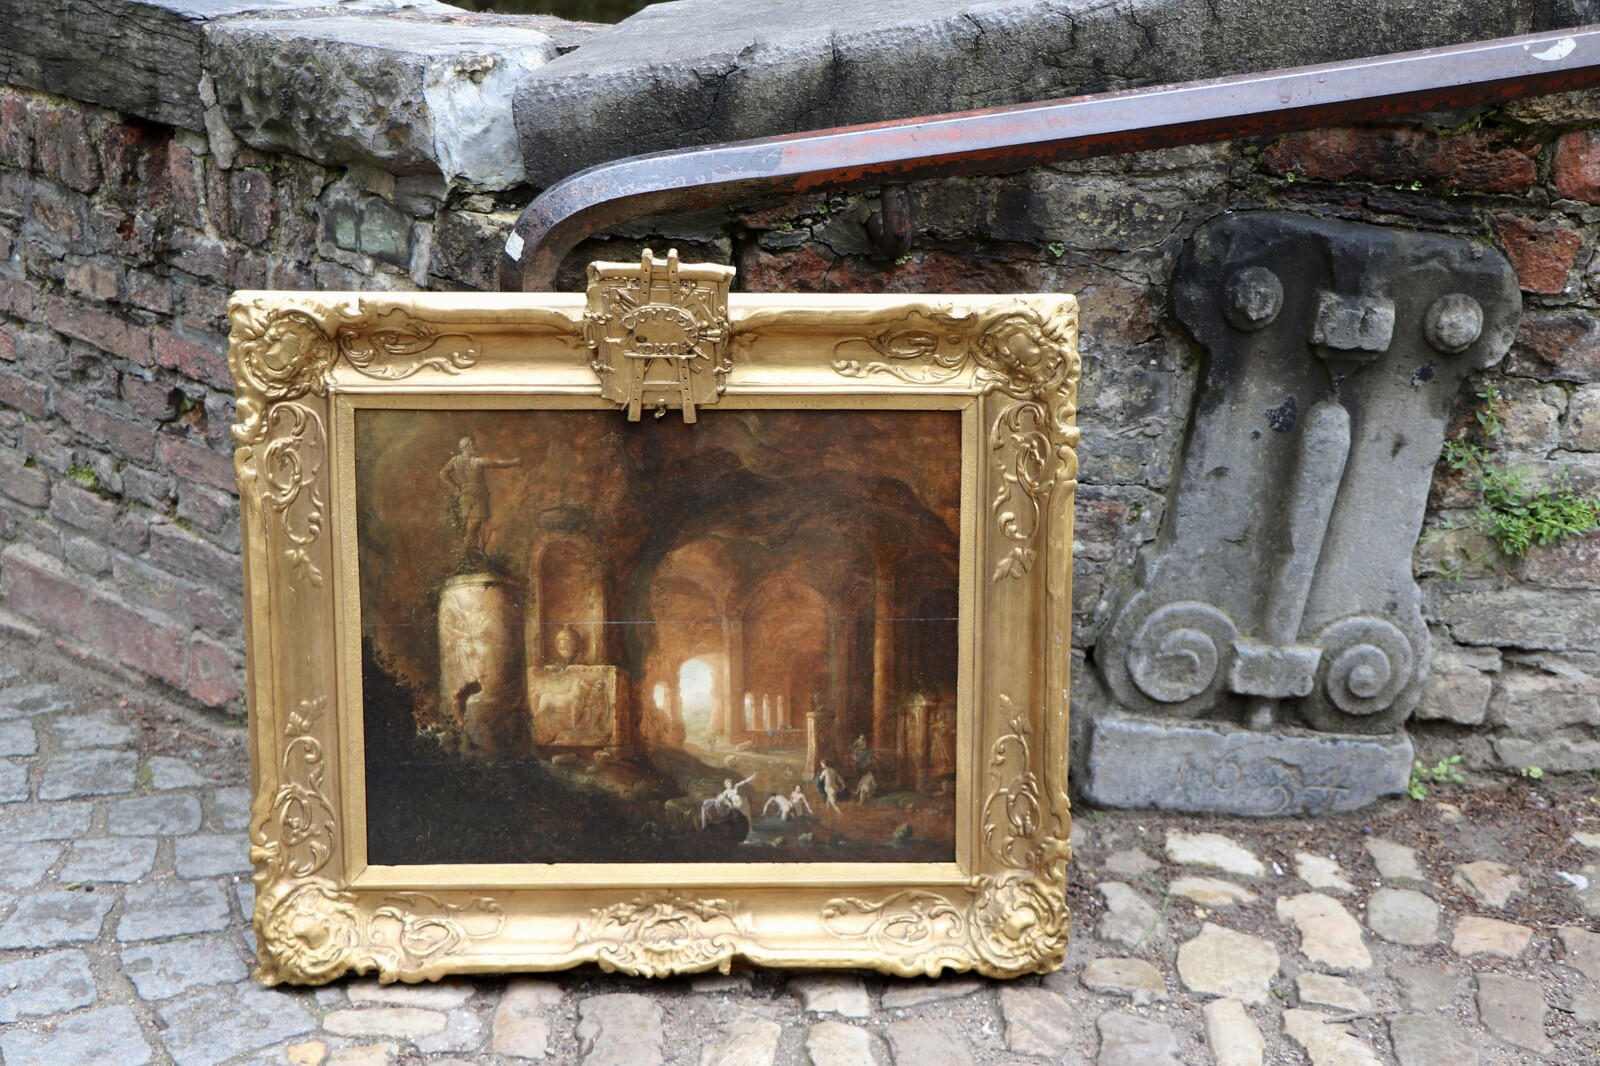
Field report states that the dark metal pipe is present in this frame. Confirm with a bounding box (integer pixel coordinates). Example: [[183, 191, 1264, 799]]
[[503, 26, 1600, 292]]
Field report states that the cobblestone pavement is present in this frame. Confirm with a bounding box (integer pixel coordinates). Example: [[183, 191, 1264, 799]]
[[2, 633, 1598, 1065]]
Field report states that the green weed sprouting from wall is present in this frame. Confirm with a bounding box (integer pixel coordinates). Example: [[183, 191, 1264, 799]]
[[1440, 385, 1600, 559]]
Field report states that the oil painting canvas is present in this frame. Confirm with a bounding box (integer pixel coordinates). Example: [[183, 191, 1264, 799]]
[[356, 407, 963, 866]]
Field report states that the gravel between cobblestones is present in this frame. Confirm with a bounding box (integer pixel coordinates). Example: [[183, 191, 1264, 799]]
[[1, 632, 1597, 1064]]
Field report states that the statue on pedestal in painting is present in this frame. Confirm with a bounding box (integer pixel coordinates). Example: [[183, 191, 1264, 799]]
[[439, 435, 522, 562]]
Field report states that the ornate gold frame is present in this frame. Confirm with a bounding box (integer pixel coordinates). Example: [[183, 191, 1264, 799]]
[[228, 263, 1079, 984]]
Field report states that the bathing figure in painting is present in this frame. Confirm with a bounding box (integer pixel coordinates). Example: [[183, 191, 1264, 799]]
[[700, 772, 758, 829], [816, 760, 845, 813], [856, 770, 877, 804], [439, 435, 523, 558], [762, 784, 815, 821]]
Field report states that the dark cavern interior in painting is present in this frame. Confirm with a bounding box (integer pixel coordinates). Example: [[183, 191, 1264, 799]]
[[356, 406, 964, 864]]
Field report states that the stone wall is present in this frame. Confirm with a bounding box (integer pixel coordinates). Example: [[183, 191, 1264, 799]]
[[1, 0, 1598, 780]]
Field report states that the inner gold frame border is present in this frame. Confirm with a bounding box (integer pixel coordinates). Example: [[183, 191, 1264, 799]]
[[227, 284, 1080, 984]]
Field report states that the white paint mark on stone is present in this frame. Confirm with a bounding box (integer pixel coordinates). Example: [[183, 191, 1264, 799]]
[[506, 232, 525, 261]]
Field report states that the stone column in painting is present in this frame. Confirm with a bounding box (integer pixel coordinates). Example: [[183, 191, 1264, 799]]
[[806, 707, 834, 776], [870, 570, 896, 771], [439, 574, 527, 759]]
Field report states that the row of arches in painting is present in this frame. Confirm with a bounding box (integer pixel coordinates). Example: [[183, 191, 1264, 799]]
[[522, 516, 959, 771]]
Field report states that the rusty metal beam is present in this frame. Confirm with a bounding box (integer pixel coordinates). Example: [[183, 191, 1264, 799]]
[[503, 26, 1600, 292]]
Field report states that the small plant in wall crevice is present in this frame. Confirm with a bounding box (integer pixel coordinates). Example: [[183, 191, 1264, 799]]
[[1440, 385, 1600, 559]]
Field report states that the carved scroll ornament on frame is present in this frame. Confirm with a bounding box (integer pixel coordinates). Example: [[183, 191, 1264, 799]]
[[227, 265, 1078, 985]]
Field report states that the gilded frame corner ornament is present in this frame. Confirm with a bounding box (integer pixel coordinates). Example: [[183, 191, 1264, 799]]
[[228, 266, 1079, 985]]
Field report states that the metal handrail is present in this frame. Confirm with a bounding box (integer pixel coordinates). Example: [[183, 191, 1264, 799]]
[[503, 25, 1600, 292]]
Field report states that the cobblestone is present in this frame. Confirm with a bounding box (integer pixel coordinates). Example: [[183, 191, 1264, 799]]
[[0, 756, 27, 801], [1367, 888, 1441, 946], [1365, 838, 1425, 882], [701, 1015, 782, 1066], [792, 974, 872, 1017], [1097, 880, 1163, 947], [117, 878, 232, 941], [885, 1018, 971, 1066], [0, 888, 113, 947], [109, 792, 203, 835], [0, 949, 97, 1021], [0, 1004, 152, 1065], [0, 799, 91, 839], [172, 832, 251, 877], [48, 707, 136, 748], [1476, 974, 1553, 1054], [1277, 892, 1373, 972], [1166, 830, 1265, 877], [1096, 1011, 1181, 1066], [1451, 915, 1533, 958], [998, 985, 1074, 1056], [1176, 924, 1280, 1004], [1079, 956, 1167, 1004], [1387, 1015, 1479, 1066], [806, 1019, 881, 1065], [1202, 998, 1264, 1066], [121, 935, 248, 1000], [59, 836, 157, 882], [0, 841, 61, 890], [576, 993, 664, 1066], [157, 981, 318, 1066], [0, 653, 1596, 1064], [0, 718, 38, 755], [38, 749, 138, 798]]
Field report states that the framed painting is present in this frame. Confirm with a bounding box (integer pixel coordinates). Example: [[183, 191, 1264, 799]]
[[229, 250, 1079, 983]]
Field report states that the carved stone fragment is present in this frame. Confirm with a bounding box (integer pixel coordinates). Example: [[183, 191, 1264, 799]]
[[1096, 212, 1519, 740]]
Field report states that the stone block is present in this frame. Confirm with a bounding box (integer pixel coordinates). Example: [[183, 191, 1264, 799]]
[[0, 1005, 151, 1066], [0, 889, 114, 948], [1415, 654, 1492, 725], [1563, 385, 1600, 451], [0, 950, 97, 1023], [109, 793, 203, 837], [187, 634, 240, 707], [39, 749, 138, 799], [1508, 311, 1600, 382], [228, 166, 274, 246], [0, 91, 31, 170], [1494, 214, 1583, 294], [1555, 128, 1600, 203], [1425, 581, 1600, 651], [60, 837, 157, 883], [121, 935, 248, 1001], [1491, 666, 1600, 732], [1264, 126, 1537, 192], [1522, 530, 1600, 590], [513, 0, 1529, 187], [1083, 713, 1413, 815], [157, 980, 317, 1066], [117, 879, 231, 941], [432, 206, 528, 291], [45, 297, 150, 367], [1492, 734, 1600, 772], [32, 102, 99, 195], [208, 14, 556, 188]]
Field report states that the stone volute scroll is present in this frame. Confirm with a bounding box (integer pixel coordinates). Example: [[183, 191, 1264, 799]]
[[1087, 212, 1520, 816]]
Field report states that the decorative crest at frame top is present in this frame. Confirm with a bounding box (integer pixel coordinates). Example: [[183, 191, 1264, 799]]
[[583, 249, 736, 422]]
